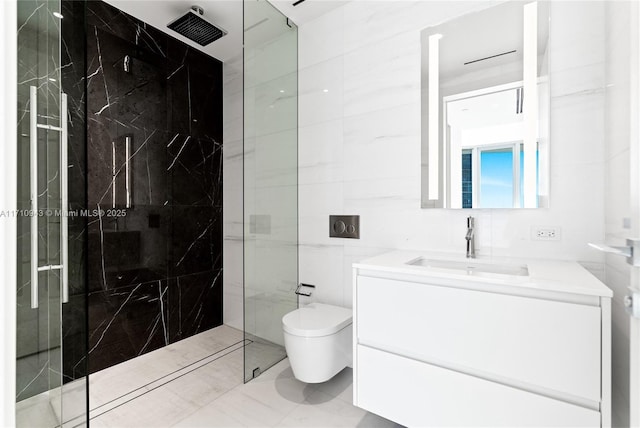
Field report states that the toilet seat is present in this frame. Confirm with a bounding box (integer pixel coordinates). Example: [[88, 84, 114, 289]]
[[282, 303, 352, 338]]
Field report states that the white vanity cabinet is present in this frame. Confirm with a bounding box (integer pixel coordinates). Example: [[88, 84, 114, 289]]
[[352, 252, 612, 428]]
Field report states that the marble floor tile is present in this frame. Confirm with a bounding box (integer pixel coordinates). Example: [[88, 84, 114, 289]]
[[314, 367, 354, 404], [89, 325, 404, 428], [91, 386, 199, 427], [163, 350, 244, 407], [90, 325, 243, 410], [279, 390, 401, 428], [15, 392, 60, 428], [172, 401, 249, 427]]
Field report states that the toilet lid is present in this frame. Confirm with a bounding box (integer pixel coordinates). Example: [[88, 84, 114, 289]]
[[282, 303, 352, 338]]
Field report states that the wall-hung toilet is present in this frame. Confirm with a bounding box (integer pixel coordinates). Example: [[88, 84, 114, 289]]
[[282, 303, 353, 383]]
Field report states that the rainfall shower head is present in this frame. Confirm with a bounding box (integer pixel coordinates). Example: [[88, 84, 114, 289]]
[[167, 6, 227, 46]]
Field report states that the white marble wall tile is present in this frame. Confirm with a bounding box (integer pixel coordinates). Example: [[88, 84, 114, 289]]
[[299, 6, 344, 69], [223, 97, 243, 143], [223, 239, 244, 331], [605, 12, 632, 161], [223, 54, 243, 92], [254, 129, 298, 188], [548, 1, 605, 74], [551, 63, 605, 99], [489, 162, 605, 263], [253, 75, 298, 137], [342, 103, 420, 182], [606, 85, 632, 160], [224, 238, 243, 284], [249, 187, 298, 237], [342, 30, 418, 80], [298, 178, 345, 303], [298, 244, 345, 308], [245, 241, 298, 290], [244, 32, 298, 90], [299, 120, 344, 185], [343, 32, 420, 118], [550, 92, 605, 166], [342, 246, 395, 309], [245, 294, 294, 346], [299, 57, 344, 127], [342, 177, 420, 214], [299, 182, 344, 242], [223, 287, 244, 331], [341, 1, 500, 55]]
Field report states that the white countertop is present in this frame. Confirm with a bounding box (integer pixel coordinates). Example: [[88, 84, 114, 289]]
[[354, 251, 613, 298]]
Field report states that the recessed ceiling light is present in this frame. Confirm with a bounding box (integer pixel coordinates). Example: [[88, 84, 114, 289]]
[[322, 89, 329, 93], [279, 90, 285, 93], [53, 12, 63, 19]]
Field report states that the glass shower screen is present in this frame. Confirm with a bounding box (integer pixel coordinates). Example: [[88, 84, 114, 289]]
[[243, 0, 298, 382], [16, 1, 88, 426]]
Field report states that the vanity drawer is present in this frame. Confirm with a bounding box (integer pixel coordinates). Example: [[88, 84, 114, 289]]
[[355, 345, 601, 427], [356, 276, 601, 402]]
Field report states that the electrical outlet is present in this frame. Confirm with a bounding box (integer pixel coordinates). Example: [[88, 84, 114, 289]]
[[532, 226, 561, 241]]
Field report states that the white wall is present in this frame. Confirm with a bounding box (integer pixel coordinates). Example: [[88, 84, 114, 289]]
[[297, 0, 606, 309], [604, 1, 634, 426], [223, 54, 244, 331], [0, 0, 17, 425]]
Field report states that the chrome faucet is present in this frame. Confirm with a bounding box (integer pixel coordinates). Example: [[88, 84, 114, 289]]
[[466, 216, 475, 259]]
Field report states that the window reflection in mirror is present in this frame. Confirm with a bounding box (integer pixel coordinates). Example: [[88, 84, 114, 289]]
[[421, 0, 550, 209]]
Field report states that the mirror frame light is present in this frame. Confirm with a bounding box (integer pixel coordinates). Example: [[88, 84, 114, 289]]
[[428, 33, 443, 201], [421, 0, 549, 209], [522, 1, 538, 208]]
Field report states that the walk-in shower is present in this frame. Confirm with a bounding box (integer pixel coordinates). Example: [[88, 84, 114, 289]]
[[84, 1, 224, 374], [15, 0, 298, 424]]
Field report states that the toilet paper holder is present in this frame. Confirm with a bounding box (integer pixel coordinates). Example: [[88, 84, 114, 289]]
[[295, 283, 315, 297]]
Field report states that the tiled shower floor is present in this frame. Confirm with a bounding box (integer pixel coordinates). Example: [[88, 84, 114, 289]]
[[89, 325, 401, 427]]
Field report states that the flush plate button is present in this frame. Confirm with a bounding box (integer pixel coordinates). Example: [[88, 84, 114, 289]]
[[330, 215, 359, 239]]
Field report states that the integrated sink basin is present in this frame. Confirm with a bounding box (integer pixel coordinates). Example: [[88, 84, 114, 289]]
[[406, 257, 529, 277]]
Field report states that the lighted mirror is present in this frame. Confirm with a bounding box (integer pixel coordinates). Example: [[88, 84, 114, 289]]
[[420, 1, 550, 209]]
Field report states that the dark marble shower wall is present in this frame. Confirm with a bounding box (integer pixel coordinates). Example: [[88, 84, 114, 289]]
[[84, 1, 223, 373]]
